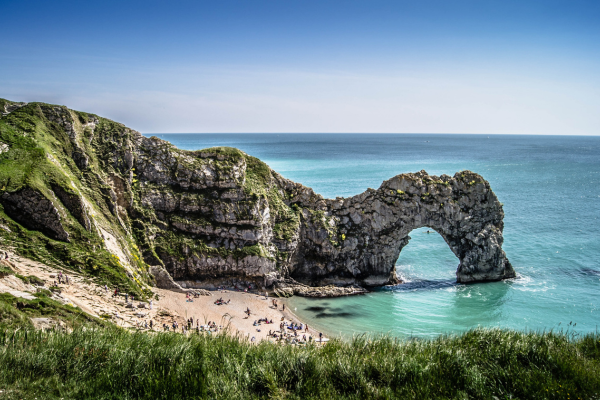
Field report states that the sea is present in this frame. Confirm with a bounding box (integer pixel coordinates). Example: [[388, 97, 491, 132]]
[[150, 133, 600, 339]]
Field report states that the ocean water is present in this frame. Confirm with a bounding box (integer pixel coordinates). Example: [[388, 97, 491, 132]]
[[151, 133, 600, 338]]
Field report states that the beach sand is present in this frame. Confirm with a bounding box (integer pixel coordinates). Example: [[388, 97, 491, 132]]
[[0, 249, 327, 342], [153, 288, 325, 342]]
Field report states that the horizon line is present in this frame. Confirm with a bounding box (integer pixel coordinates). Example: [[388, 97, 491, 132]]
[[143, 132, 600, 137]]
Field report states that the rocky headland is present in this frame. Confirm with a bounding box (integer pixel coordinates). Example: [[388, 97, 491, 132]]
[[0, 99, 515, 298]]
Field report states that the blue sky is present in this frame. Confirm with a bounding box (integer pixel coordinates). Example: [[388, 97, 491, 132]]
[[1, 0, 599, 134]]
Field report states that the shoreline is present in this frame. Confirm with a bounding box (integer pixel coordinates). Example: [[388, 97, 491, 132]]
[[0, 249, 328, 342], [154, 289, 330, 343], [280, 297, 331, 343]]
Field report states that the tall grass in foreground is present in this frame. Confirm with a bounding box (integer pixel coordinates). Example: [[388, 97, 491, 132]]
[[0, 328, 598, 399]]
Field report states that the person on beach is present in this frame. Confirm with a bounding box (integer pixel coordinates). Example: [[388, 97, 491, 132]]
[[149, 300, 153, 310], [282, 304, 285, 311], [319, 332, 323, 342], [305, 324, 309, 333]]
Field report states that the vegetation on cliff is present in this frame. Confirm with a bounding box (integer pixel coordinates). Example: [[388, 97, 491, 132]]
[[0, 291, 109, 331], [0, 99, 295, 295], [1, 98, 515, 292], [0, 100, 151, 297], [0, 327, 598, 399]]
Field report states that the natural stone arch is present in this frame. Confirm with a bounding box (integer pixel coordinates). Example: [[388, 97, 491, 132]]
[[289, 170, 516, 287]]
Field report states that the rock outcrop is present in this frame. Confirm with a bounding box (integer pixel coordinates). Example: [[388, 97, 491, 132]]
[[0, 100, 515, 298], [1, 188, 70, 242], [287, 170, 515, 286]]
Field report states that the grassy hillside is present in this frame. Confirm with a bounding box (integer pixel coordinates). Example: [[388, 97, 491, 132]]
[[0, 99, 300, 295], [0, 291, 110, 331], [0, 327, 598, 399], [0, 100, 150, 297]]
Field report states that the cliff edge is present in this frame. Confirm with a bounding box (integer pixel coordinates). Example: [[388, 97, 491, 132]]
[[0, 99, 515, 296]]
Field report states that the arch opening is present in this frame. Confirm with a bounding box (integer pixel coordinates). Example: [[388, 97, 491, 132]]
[[394, 227, 460, 286]]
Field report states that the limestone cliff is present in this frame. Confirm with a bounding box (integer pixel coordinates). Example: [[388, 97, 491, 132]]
[[0, 99, 515, 296]]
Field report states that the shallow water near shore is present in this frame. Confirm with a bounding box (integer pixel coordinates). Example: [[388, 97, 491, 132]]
[[151, 133, 600, 338]]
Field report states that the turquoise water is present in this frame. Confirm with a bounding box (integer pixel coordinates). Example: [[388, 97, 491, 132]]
[[152, 133, 600, 338]]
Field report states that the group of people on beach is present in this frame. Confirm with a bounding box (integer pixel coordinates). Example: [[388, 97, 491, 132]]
[[213, 297, 230, 305], [253, 317, 274, 327], [263, 320, 324, 345], [270, 298, 286, 311], [159, 317, 221, 334], [99, 280, 325, 345]]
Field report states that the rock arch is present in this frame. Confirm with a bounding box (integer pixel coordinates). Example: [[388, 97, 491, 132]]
[[289, 170, 516, 287]]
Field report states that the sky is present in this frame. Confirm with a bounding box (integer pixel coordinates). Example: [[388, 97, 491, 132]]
[[1, 0, 599, 135]]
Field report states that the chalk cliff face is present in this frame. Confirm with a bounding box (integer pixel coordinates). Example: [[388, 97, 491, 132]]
[[0, 100, 515, 296]]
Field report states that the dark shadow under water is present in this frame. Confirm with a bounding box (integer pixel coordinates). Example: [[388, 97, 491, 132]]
[[381, 278, 458, 292]]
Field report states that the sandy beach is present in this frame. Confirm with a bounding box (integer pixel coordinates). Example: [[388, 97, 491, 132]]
[[152, 287, 317, 342], [0, 249, 326, 342]]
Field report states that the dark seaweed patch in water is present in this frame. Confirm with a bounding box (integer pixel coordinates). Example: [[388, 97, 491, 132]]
[[579, 268, 600, 277], [315, 312, 355, 319], [383, 279, 457, 292], [305, 306, 327, 312]]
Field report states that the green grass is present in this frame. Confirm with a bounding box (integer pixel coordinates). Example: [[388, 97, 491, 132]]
[[0, 327, 597, 399], [0, 102, 151, 298], [0, 292, 109, 331], [0, 99, 303, 298], [0, 264, 13, 277], [14, 274, 44, 286]]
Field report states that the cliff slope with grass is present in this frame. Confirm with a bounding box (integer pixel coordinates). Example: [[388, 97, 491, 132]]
[[0, 99, 514, 296]]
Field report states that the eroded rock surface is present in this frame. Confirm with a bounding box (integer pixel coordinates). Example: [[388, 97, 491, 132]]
[[288, 170, 515, 286], [132, 138, 515, 289], [0, 101, 515, 297], [0, 188, 70, 242]]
